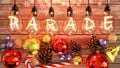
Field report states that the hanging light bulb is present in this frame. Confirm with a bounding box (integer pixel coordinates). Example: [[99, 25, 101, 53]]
[[8, 0, 22, 33], [11, 0, 18, 15], [26, 0, 40, 35], [45, 0, 58, 35], [85, 3, 91, 16], [64, 0, 77, 35], [100, 0, 113, 34], [104, 0, 111, 16], [81, 0, 95, 34]]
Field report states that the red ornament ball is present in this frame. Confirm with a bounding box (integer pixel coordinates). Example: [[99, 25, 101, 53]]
[[1, 49, 22, 68], [86, 50, 108, 68], [51, 38, 68, 54]]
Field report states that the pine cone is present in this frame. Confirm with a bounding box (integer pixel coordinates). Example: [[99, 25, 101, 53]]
[[38, 45, 52, 65], [70, 41, 81, 53], [87, 36, 102, 52]]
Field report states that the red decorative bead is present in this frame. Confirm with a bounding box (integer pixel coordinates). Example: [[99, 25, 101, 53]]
[[86, 50, 108, 68], [51, 38, 68, 54], [1, 49, 22, 68]]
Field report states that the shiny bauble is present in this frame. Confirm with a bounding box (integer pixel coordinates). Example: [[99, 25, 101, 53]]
[[4, 36, 10, 41], [60, 54, 66, 60], [66, 52, 72, 60], [1, 49, 22, 68], [73, 56, 83, 65], [51, 38, 68, 54], [23, 37, 40, 55], [42, 35, 51, 43], [1, 42, 13, 49], [108, 33, 117, 43], [86, 50, 108, 68]]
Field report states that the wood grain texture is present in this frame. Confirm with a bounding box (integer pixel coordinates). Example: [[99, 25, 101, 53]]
[[0, 0, 120, 68]]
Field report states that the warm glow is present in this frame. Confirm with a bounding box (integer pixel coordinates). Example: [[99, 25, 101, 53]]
[[64, 17, 77, 35], [100, 16, 113, 34], [82, 17, 95, 34], [85, 17, 95, 31], [8, 16, 22, 33], [104, 16, 113, 31], [46, 18, 58, 35], [26, 17, 39, 34]]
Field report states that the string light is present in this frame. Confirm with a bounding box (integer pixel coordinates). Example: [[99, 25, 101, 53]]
[[45, 0, 58, 35], [11, 0, 19, 15], [32, 0, 37, 16], [26, 0, 40, 35], [8, 0, 22, 33], [82, 0, 95, 34], [100, 0, 113, 34], [104, 0, 111, 16], [64, 0, 77, 35], [86, 0, 91, 16]]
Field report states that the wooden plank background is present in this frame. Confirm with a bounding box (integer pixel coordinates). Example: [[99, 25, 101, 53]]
[[0, 0, 120, 68]]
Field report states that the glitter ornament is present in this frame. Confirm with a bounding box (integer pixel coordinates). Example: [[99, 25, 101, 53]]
[[1, 49, 22, 68], [4, 36, 10, 41], [60, 54, 66, 60], [1, 44, 6, 49], [108, 33, 117, 43], [42, 35, 51, 43], [86, 50, 108, 68], [51, 38, 68, 54], [66, 53, 72, 60], [73, 56, 83, 65], [23, 37, 40, 55], [6, 42, 13, 49], [1, 36, 13, 49]]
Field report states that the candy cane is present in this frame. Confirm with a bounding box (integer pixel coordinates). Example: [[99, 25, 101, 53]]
[[25, 56, 33, 68], [25, 56, 72, 68], [38, 62, 72, 68]]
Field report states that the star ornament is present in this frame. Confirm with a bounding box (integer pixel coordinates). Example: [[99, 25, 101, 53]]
[[23, 0, 31, 8], [106, 46, 120, 62]]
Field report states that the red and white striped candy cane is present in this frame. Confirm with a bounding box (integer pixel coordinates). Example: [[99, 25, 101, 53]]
[[38, 62, 72, 68], [25, 56, 72, 68], [25, 56, 33, 68]]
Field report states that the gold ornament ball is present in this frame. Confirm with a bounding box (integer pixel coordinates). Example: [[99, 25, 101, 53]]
[[31, 57, 39, 65], [42, 35, 51, 43], [73, 56, 82, 65], [14, 38, 23, 48], [108, 33, 117, 43], [23, 37, 40, 55]]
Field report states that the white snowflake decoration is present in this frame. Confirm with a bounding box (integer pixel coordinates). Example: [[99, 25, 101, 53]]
[[23, 0, 31, 8]]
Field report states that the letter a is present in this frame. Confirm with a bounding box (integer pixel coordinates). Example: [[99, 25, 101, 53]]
[[26, 17, 38, 32], [64, 17, 77, 32]]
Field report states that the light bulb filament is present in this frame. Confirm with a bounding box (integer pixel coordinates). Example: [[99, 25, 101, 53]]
[[26, 17, 38, 32], [104, 16, 113, 30], [8, 16, 19, 31]]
